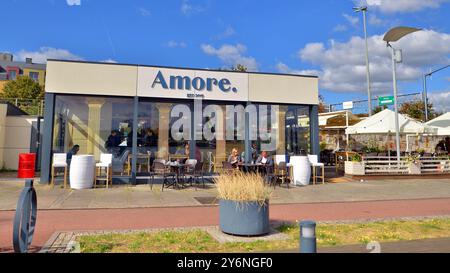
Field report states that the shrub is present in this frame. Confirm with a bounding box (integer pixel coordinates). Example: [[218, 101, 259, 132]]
[[214, 172, 272, 206]]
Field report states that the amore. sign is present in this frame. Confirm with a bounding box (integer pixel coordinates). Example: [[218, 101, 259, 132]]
[[137, 67, 248, 101]]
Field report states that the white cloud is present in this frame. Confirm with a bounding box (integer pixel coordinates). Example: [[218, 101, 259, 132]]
[[201, 43, 258, 71], [343, 13, 359, 28], [214, 26, 236, 40], [276, 62, 320, 76], [181, 0, 205, 16], [66, 0, 81, 6], [428, 91, 450, 112], [139, 7, 151, 17], [368, 14, 387, 26], [165, 41, 187, 48], [15, 47, 83, 63], [358, 0, 448, 13], [100, 59, 117, 63], [298, 30, 450, 93], [333, 24, 348, 32]]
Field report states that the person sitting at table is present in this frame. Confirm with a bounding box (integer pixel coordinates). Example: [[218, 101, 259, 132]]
[[255, 151, 273, 175], [227, 148, 242, 169], [176, 142, 201, 162], [66, 144, 80, 166]]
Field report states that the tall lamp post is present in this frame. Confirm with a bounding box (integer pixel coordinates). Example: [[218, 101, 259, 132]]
[[423, 64, 450, 121], [354, 6, 373, 116], [383, 26, 421, 165]]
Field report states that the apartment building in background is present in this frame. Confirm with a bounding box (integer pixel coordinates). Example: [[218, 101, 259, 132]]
[[0, 53, 46, 92]]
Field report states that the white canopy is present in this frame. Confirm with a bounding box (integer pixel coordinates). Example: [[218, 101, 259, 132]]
[[426, 112, 450, 136], [345, 109, 437, 135]]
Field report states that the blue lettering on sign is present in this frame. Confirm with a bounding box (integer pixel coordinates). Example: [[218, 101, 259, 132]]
[[151, 70, 238, 93]]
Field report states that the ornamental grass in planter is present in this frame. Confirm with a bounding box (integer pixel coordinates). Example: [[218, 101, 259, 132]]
[[214, 172, 273, 236]]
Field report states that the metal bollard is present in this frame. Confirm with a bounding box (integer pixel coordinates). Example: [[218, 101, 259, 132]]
[[299, 220, 317, 253], [13, 179, 37, 253]]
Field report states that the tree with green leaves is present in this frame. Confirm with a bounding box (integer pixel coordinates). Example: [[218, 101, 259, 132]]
[[231, 64, 248, 72], [373, 105, 387, 114], [2, 75, 44, 100], [399, 100, 439, 122]]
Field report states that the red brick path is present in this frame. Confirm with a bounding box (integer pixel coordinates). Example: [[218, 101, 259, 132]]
[[1, 198, 449, 252]]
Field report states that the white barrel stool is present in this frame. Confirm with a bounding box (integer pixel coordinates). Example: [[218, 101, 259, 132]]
[[70, 155, 95, 189], [289, 156, 311, 186]]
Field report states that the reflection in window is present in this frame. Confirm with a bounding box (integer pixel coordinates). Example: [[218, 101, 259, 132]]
[[53, 95, 134, 177]]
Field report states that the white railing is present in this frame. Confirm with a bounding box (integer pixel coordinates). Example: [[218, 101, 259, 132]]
[[362, 156, 450, 174]]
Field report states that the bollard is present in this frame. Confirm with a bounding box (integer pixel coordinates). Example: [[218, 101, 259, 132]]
[[299, 220, 317, 253], [13, 179, 37, 253]]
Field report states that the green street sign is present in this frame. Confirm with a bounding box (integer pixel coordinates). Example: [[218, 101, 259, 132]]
[[378, 96, 394, 106]]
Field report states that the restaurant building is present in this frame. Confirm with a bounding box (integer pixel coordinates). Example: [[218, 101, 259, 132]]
[[40, 60, 319, 184]]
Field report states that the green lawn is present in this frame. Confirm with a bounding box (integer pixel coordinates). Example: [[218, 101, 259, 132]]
[[78, 218, 450, 253]]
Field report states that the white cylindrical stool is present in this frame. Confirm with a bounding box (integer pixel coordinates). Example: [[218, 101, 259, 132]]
[[289, 156, 311, 186], [70, 155, 95, 189]]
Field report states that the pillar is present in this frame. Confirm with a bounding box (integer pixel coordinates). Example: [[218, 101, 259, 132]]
[[40, 93, 55, 184], [86, 98, 105, 160], [276, 106, 288, 155], [156, 103, 171, 159], [310, 105, 319, 155]]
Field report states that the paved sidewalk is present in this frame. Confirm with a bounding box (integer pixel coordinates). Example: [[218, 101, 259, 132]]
[[1, 197, 449, 252], [1, 177, 449, 210]]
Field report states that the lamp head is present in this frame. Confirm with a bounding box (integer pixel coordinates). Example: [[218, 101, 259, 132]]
[[383, 26, 422, 42], [353, 6, 367, 12]]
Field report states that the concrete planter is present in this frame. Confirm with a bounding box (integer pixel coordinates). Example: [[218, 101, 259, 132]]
[[219, 199, 269, 236], [408, 162, 421, 175], [344, 161, 365, 175]]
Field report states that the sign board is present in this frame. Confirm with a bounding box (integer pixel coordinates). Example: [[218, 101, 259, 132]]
[[342, 101, 353, 110], [137, 67, 248, 101], [378, 96, 394, 106]]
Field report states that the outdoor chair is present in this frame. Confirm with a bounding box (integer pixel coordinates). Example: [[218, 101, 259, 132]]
[[51, 153, 68, 188], [186, 161, 205, 189], [95, 153, 113, 188], [112, 150, 130, 176], [151, 161, 176, 191], [274, 161, 290, 188], [221, 161, 235, 175], [308, 154, 325, 185]]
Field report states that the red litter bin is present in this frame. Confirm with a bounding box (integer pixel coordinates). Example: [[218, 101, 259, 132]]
[[18, 153, 36, 178]]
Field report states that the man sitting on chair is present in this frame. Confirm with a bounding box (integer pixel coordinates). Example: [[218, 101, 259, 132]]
[[256, 151, 273, 174]]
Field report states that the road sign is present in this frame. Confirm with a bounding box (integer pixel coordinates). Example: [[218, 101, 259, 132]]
[[342, 101, 353, 110], [378, 96, 394, 106]]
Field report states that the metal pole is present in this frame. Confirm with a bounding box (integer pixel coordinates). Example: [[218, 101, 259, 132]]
[[362, 8, 372, 116], [423, 74, 428, 122], [390, 45, 401, 165], [346, 111, 349, 149]]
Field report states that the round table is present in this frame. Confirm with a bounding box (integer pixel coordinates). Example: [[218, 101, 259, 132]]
[[69, 155, 95, 189]]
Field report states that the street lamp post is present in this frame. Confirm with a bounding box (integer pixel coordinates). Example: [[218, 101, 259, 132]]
[[354, 6, 373, 116], [383, 27, 421, 166]]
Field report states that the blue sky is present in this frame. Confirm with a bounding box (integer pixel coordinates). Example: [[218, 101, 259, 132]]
[[2, 0, 449, 111]]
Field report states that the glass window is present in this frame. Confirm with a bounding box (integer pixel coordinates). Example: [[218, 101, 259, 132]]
[[53, 95, 134, 178], [251, 104, 310, 158], [138, 100, 191, 164], [8, 70, 16, 80], [29, 71, 39, 82]]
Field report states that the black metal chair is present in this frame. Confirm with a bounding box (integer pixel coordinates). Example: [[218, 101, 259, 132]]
[[186, 161, 205, 189], [221, 161, 235, 175], [151, 161, 176, 191]]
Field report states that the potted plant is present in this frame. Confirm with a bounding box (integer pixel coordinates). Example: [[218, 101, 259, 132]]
[[344, 153, 365, 175], [406, 154, 421, 175], [215, 172, 273, 236]]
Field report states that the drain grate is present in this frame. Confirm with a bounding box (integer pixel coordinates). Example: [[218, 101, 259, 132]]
[[193, 197, 219, 205]]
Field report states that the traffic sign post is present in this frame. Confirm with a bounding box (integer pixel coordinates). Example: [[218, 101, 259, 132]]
[[378, 96, 394, 106]]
